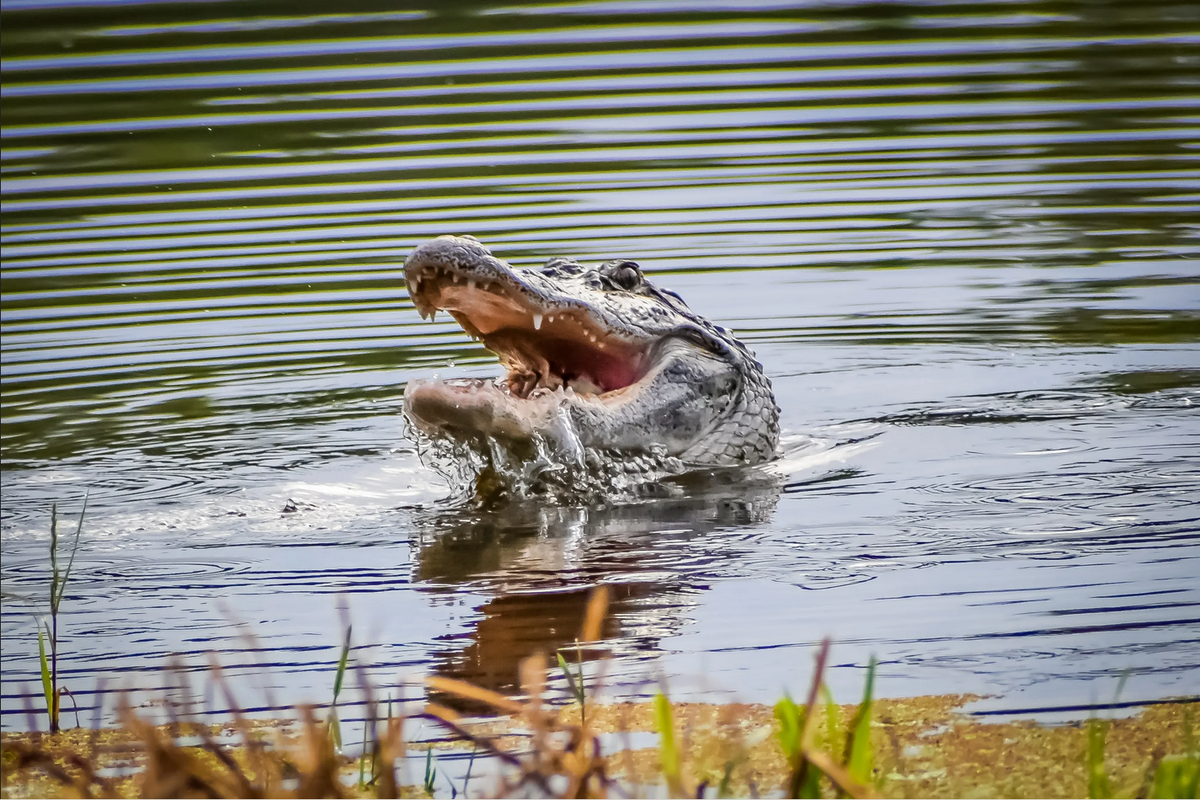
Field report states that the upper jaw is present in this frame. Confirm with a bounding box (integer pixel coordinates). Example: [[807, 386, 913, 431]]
[[404, 236, 658, 399], [403, 236, 511, 324], [405, 235, 674, 340], [406, 235, 596, 333]]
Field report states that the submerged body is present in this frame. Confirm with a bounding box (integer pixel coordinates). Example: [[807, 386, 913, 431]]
[[403, 236, 779, 478]]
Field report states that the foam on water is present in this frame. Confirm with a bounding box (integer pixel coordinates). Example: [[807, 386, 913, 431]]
[[405, 398, 695, 504]]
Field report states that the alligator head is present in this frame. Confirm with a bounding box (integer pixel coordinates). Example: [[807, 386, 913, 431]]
[[403, 236, 779, 476]]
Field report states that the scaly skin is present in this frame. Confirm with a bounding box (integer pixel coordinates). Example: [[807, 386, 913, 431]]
[[403, 236, 779, 470]]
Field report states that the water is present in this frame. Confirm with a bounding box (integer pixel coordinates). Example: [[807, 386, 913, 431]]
[[2, 0, 1198, 732]]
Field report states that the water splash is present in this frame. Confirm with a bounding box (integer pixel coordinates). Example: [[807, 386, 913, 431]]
[[404, 403, 694, 504]]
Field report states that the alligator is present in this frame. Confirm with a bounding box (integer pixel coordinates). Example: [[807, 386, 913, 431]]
[[403, 236, 779, 483]]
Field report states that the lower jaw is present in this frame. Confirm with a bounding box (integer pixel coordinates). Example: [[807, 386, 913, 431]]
[[403, 377, 584, 442]]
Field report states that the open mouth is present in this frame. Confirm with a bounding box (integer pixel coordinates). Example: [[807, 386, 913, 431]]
[[407, 262, 651, 400]]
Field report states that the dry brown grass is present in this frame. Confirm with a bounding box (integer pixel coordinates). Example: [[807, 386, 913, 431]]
[[3, 587, 1196, 799]]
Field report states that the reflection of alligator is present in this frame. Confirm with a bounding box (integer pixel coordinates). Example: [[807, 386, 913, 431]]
[[403, 236, 779, 474], [410, 472, 783, 702]]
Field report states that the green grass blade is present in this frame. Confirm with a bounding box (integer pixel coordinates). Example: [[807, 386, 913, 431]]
[[575, 641, 587, 717], [774, 693, 802, 759], [37, 625, 56, 728], [556, 649, 587, 718], [1112, 670, 1131, 705], [423, 747, 436, 795], [801, 768, 822, 797], [54, 493, 87, 609], [49, 505, 59, 614], [1151, 754, 1200, 799], [820, 684, 842, 758], [328, 705, 342, 751], [654, 691, 683, 795], [716, 761, 734, 798], [846, 657, 876, 784], [775, 692, 819, 797], [1088, 718, 1112, 798], [326, 625, 351, 750], [333, 625, 352, 701]]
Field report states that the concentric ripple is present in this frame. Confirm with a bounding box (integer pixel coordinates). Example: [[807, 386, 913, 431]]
[[3, 0, 1199, 728]]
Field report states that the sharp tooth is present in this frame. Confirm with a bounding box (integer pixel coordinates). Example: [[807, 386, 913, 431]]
[[430, 309, 437, 322], [547, 315, 556, 323], [412, 277, 422, 293], [568, 376, 601, 395], [532, 313, 543, 330], [467, 279, 476, 290], [451, 273, 461, 284]]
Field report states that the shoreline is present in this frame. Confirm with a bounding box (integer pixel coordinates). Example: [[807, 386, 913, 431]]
[[3, 693, 1196, 798]]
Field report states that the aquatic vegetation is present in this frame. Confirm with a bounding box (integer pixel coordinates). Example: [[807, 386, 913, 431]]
[[38, 496, 88, 734], [653, 690, 683, 796], [415, 628, 879, 798], [1086, 707, 1199, 800], [421, 748, 437, 797], [1088, 717, 1114, 799], [773, 651, 877, 798], [327, 625, 353, 752], [3, 664, 1197, 799], [845, 657, 877, 787], [768, 640, 872, 799], [1151, 752, 1200, 800], [3, 584, 1197, 798]]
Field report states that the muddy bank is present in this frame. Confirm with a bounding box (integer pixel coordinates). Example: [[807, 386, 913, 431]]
[[3, 695, 1196, 798]]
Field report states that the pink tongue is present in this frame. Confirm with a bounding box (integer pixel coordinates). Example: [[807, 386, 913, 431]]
[[590, 357, 640, 393]]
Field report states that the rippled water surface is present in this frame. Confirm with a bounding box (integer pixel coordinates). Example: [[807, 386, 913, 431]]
[[2, 0, 1199, 731]]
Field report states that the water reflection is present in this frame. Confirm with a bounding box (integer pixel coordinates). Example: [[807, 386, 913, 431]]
[[414, 470, 783, 699], [3, 0, 1199, 728]]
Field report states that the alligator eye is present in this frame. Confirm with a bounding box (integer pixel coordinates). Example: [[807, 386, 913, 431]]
[[607, 261, 642, 291]]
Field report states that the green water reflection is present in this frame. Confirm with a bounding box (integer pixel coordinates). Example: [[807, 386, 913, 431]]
[[1, 0, 1198, 727]]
